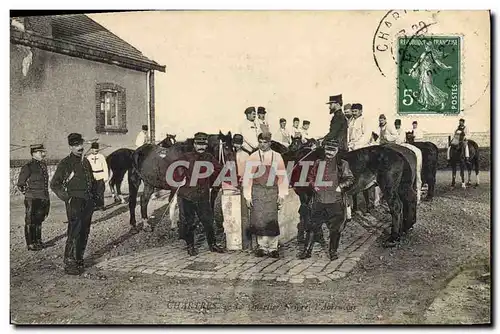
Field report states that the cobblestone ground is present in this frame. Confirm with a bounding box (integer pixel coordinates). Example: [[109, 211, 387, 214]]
[[96, 205, 389, 284]]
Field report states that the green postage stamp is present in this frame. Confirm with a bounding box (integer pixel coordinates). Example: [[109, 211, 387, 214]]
[[397, 35, 461, 115]]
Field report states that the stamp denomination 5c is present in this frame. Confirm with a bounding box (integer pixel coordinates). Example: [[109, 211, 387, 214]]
[[397, 35, 461, 115]]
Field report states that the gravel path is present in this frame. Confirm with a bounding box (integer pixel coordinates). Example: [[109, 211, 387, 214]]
[[10, 170, 491, 324]]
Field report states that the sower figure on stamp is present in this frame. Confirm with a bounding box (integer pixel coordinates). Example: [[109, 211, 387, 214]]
[[447, 118, 470, 163], [86, 142, 108, 211], [324, 94, 348, 153], [243, 132, 289, 258], [50, 133, 95, 275], [298, 139, 354, 260], [17, 144, 50, 251], [176, 132, 226, 256]]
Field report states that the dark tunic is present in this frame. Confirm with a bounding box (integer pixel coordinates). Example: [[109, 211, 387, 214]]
[[324, 109, 348, 152], [307, 157, 355, 204], [17, 159, 50, 200], [50, 153, 95, 201], [176, 151, 223, 202]]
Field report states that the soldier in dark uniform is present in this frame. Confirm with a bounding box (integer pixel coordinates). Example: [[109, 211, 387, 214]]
[[17, 144, 50, 251], [50, 133, 95, 275], [298, 139, 355, 260], [323, 94, 348, 153], [176, 132, 226, 256]]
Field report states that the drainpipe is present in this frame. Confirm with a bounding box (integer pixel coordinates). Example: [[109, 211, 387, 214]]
[[147, 70, 156, 143]]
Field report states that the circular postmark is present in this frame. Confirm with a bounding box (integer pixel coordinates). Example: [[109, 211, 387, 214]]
[[372, 10, 441, 77], [373, 10, 489, 115]]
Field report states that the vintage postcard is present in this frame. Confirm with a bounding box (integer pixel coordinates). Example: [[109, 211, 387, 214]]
[[9, 10, 491, 325]]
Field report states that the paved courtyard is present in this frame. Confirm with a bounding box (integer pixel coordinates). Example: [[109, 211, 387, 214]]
[[97, 207, 389, 284]]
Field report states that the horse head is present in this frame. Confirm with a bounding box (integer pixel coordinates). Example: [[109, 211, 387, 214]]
[[212, 131, 235, 164], [158, 133, 177, 148]]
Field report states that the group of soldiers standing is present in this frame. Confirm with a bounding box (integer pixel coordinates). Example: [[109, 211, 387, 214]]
[[15, 94, 473, 274], [17, 133, 109, 275]]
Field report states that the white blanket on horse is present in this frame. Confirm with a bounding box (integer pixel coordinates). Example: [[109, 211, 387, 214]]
[[399, 143, 422, 203]]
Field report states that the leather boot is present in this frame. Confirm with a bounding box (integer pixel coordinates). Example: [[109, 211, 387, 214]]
[[185, 232, 198, 256], [297, 220, 305, 244], [297, 231, 315, 259], [329, 231, 341, 261], [25, 225, 41, 251], [34, 225, 44, 248], [206, 228, 225, 253]]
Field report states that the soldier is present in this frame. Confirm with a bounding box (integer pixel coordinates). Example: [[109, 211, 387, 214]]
[[291, 117, 302, 138], [273, 118, 292, 146], [176, 132, 225, 256], [298, 139, 355, 260], [17, 144, 50, 251], [50, 133, 95, 275], [300, 120, 311, 143], [411, 121, 424, 141], [243, 132, 289, 258], [256, 106, 271, 134], [238, 107, 260, 153], [135, 124, 150, 148], [324, 94, 348, 152], [394, 119, 407, 144], [447, 118, 470, 162], [86, 142, 108, 211], [376, 114, 399, 144], [348, 103, 368, 151]]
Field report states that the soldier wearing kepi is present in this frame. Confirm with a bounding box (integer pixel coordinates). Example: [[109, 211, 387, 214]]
[[86, 142, 109, 211], [17, 144, 50, 251], [298, 139, 355, 260], [50, 133, 95, 275], [176, 132, 225, 256]]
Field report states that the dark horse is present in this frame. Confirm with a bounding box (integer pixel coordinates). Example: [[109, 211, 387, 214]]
[[405, 132, 439, 200], [127, 131, 234, 232], [276, 140, 418, 247], [106, 134, 177, 203], [341, 144, 418, 246], [448, 133, 480, 188]]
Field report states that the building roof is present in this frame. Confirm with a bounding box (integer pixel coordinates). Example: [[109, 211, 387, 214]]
[[11, 14, 165, 73]]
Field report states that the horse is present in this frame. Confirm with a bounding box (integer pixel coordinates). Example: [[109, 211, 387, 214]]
[[448, 133, 480, 188], [127, 131, 234, 232], [341, 144, 418, 246], [106, 134, 178, 203], [405, 132, 439, 200]]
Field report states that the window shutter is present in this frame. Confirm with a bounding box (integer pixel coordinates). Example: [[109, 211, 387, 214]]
[[119, 88, 127, 130], [95, 85, 105, 133]]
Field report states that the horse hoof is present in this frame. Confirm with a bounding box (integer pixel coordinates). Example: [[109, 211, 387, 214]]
[[143, 224, 153, 232], [461, 183, 466, 189], [130, 226, 140, 234]]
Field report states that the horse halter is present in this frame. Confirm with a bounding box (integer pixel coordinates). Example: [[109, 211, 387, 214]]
[[218, 139, 227, 164]]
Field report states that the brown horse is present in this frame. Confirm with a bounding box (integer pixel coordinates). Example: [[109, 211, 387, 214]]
[[127, 131, 234, 232], [448, 133, 480, 188]]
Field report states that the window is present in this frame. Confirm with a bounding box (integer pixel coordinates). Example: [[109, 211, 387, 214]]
[[95, 83, 127, 134]]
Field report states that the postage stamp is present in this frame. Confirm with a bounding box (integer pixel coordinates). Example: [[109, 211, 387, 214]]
[[397, 35, 461, 115]]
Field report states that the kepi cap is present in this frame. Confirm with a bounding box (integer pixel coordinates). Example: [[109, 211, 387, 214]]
[[68, 133, 84, 146]]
